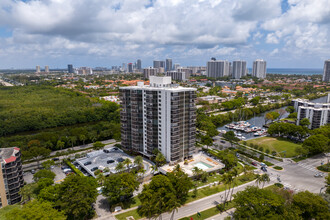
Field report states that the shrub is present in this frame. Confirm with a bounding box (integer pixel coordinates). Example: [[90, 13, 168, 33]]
[[274, 183, 284, 188], [259, 154, 264, 161], [64, 159, 85, 177], [250, 143, 254, 148], [243, 141, 247, 145], [265, 149, 270, 154], [272, 151, 277, 156], [259, 146, 264, 152], [264, 161, 274, 166], [273, 166, 283, 170], [317, 163, 330, 172]]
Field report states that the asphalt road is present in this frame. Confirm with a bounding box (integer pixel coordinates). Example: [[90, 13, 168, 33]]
[[108, 153, 328, 220]]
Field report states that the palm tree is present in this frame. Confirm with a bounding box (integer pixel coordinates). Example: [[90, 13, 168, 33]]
[[255, 174, 263, 188], [123, 158, 132, 172], [192, 167, 202, 180], [134, 156, 143, 169], [115, 162, 124, 173], [222, 173, 233, 205], [229, 168, 238, 201], [151, 165, 158, 173], [262, 174, 270, 188]]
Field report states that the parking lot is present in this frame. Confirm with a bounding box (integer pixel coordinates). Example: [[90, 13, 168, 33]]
[[24, 165, 67, 184]]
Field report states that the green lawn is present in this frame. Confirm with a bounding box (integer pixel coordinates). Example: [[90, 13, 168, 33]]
[[245, 137, 301, 158], [0, 204, 21, 219]]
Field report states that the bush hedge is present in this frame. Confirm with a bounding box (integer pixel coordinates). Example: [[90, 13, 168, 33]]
[[273, 166, 283, 170], [64, 159, 85, 177]]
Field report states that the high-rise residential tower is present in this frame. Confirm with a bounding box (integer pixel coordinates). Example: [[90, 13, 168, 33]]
[[119, 76, 196, 162], [166, 59, 173, 71], [36, 66, 40, 73], [232, 61, 247, 79], [206, 59, 230, 78], [45, 66, 49, 73], [323, 60, 330, 82], [137, 59, 142, 71], [0, 147, 24, 207], [143, 67, 159, 79], [128, 63, 133, 73], [153, 60, 165, 69], [68, 64, 74, 74], [252, 59, 267, 79]]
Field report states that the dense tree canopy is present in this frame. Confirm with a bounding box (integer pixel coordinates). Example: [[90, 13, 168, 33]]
[[303, 134, 329, 155], [0, 86, 120, 136], [57, 175, 98, 220], [102, 172, 139, 207], [5, 200, 66, 220]]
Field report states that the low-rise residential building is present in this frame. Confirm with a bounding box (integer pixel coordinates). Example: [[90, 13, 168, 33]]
[[198, 96, 227, 104]]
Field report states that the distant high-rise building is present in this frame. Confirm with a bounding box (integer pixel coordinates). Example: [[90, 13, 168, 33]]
[[36, 65, 40, 73], [122, 63, 127, 72], [173, 63, 180, 70], [232, 61, 247, 79], [153, 60, 165, 69], [166, 58, 173, 71], [128, 63, 133, 73], [322, 59, 330, 82], [137, 59, 142, 71], [206, 60, 230, 78], [119, 76, 196, 162], [252, 59, 267, 79], [68, 64, 74, 74], [45, 66, 49, 73], [143, 67, 159, 79], [0, 147, 24, 207]]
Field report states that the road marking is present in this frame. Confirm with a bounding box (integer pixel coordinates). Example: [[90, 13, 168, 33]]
[[55, 178, 65, 183]]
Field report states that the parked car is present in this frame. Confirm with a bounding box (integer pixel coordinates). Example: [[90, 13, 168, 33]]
[[107, 160, 115, 164], [117, 158, 125, 163], [52, 157, 59, 161], [314, 173, 324, 178], [63, 168, 72, 173], [251, 161, 257, 166], [91, 167, 98, 172], [114, 206, 122, 212], [220, 140, 226, 144], [84, 161, 92, 166], [31, 169, 36, 174]]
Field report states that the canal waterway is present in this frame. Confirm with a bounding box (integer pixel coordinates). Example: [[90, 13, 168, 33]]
[[217, 96, 328, 140]]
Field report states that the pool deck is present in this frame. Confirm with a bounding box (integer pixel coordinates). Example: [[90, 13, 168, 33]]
[[160, 152, 225, 176]]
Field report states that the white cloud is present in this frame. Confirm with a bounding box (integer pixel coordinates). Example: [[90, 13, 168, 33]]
[[0, 0, 328, 68]]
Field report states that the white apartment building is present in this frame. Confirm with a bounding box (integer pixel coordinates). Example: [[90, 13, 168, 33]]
[[252, 59, 267, 79], [119, 76, 196, 162], [293, 95, 330, 129], [207, 60, 230, 78], [232, 61, 247, 79]]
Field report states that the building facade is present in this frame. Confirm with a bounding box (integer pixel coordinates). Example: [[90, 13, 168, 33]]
[[292, 97, 330, 129], [323, 59, 330, 82], [166, 71, 190, 81], [206, 60, 230, 78], [36, 65, 40, 73], [252, 59, 267, 79], [143, 67, 159, 79], [45, 66, 49, 73], [153, 60, 165, 69], [128, 63, 133, 73], [0, 148, 24, 208], [120, 76, 196, 162], [166, 59, 173, 71], [232, 61, 247, 79], [68, 64, 74, 74], [137, 59, 142, 72]]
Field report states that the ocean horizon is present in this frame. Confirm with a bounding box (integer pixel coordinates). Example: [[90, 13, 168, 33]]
[[247, 68, 323, 75]]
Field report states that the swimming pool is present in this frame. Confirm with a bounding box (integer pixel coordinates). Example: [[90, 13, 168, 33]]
[[194, 161, 214, 170]]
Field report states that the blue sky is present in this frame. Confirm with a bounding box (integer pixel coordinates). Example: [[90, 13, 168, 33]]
[[0, 0, 329, 69]]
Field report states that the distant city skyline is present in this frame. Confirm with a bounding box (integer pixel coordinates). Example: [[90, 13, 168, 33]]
[[0, 0, 329, 69]]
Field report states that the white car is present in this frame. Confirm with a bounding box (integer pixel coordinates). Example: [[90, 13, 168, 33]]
[[114, 206, 122, 212]]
